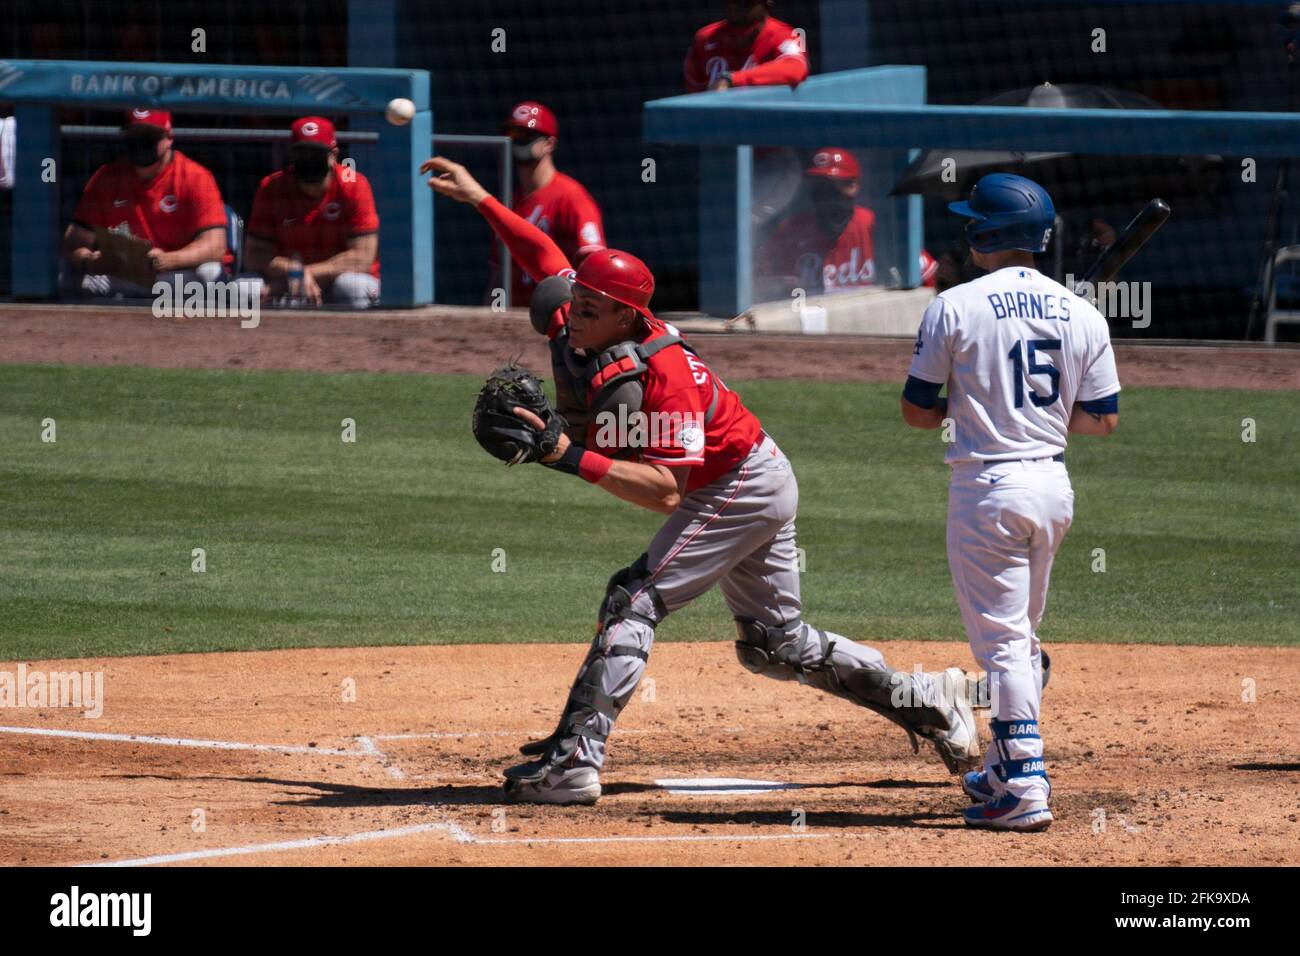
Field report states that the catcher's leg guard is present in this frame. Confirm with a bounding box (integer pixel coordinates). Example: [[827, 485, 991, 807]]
[[512, 555, 663, 776], [733, 619, 979, 772], [842, 667, 951, 747], [733, 617, 836, 684], [843, 666, 983, 772]]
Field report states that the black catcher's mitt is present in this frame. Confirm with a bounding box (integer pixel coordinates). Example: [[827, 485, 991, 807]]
[[472, 364, 567, 465]]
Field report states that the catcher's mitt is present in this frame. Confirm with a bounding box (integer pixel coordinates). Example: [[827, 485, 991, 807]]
[[472, 364, 567, 465]]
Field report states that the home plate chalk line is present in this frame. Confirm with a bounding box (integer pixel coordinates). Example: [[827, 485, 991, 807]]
[[83, 821, 836, 866], [5, 723, 834, 864]]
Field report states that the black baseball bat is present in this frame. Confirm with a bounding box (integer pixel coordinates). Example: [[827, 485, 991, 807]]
[[1075, 198, 1171, 291]]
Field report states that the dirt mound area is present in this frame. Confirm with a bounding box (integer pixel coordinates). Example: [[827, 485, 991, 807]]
[[3, 303, 1298, 388], [2, 641, 1296, 866]]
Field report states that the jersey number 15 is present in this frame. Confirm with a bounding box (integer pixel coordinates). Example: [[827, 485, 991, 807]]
[[1008, 339, 1061, 408]]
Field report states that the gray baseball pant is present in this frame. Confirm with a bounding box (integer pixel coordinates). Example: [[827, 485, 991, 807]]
[[558, 432, 933, 771]]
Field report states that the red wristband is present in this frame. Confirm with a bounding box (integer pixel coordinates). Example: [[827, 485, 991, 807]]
[[578, 449, 612, 483]]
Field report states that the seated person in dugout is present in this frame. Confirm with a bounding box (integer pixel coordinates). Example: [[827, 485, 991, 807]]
[[62, 109, 228, 297], [757, 147, 938, 301], [244, 116, 380, 309]]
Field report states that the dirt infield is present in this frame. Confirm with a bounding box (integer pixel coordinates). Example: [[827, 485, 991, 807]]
[[3, 302, 1299, 388], [2, 642, 1297, 866], [2, 302, 1297, 867]]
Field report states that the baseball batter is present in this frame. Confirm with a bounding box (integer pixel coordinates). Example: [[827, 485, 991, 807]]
[[424, 155, 981, 805], [902, 173, 1121, 831]]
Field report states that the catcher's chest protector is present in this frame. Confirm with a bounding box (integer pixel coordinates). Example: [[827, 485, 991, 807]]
[[550, 329, 720, 439]]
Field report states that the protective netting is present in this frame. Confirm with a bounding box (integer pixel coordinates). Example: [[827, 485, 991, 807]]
[[3, 0, 1297, 338]]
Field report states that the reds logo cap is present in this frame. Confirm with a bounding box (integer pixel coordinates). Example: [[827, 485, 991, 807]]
[[805, 147, 860, 181], [291, 116, 337, 148], [124, 109, 172, 134], [504, 101, 558, 138]]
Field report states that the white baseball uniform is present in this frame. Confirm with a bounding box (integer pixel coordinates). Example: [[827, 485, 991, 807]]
[[909, 264, 1120, 800]]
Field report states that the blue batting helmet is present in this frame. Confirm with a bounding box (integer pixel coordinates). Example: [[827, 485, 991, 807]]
[[948, 173, 1056, 253]]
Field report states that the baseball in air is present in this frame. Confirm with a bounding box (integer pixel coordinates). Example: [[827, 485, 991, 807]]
[[385, 98, 415, 125]]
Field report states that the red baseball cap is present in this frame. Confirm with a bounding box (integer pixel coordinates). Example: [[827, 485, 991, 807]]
[[124, 108, 172, 134], [504, 101, 558, 138], [805, 147, 860, 180], [291, 116, 337, 149]]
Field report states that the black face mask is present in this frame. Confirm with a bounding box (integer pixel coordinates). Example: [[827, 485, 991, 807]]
[[512, 138, 542, 165], [812, 180, 855, 233], [292, 149, 331, 184], [126, 136, 163, 168]]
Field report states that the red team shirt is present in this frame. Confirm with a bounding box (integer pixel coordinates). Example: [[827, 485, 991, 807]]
[[618, 315, 760, 490], [72, 151, 226, 253], [489, 171, 605, 306], [762, 206, 939, 292], [684, 17, 809, 92], [247, 167, 381, 277], [479, 195, 761, 494]]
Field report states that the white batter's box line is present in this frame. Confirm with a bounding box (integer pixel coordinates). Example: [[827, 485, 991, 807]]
[[470, 832, 836, 846], [369, 726, 747, 742], [80, 821, 461, 867], [354, 735, 406, 780], [0, 724, 363, 758], [81, 818, 834, 865]]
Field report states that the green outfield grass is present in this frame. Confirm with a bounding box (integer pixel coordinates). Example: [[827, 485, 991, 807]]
[[0, 363, 1296, 660]]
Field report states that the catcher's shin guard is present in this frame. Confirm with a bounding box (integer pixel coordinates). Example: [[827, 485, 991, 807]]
[[516, 555, 662, 767], [842, 666, 980, 773]]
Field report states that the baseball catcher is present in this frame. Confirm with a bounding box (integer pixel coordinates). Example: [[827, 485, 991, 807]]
[[426, 155, 983, 805]]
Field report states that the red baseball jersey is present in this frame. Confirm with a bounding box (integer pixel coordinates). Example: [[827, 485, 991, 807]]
[[489, 172, 604, 306], [247, 167, 381, 277], [684, 17, 808, 93], [476, 196, 762, 493], [593, 317, 761, 493], [761, 206, 938, 292], [72, 150, 226, 253]]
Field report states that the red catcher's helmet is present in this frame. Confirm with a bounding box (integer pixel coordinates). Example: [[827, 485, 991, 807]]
[[574, 249, 655, 316], [505, 101, 558, 138], [805, 147, 860, 180]]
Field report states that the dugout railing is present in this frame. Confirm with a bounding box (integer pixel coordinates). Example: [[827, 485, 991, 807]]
[[2, 59, 433, 306], [645, 66, 1300, 318]]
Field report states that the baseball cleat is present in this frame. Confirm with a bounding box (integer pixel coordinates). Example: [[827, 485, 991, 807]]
[[923, 667, 982, 774], [963, 792, 1053, 832], [961, 770, 996, 802], [502, 762, 601, 806]]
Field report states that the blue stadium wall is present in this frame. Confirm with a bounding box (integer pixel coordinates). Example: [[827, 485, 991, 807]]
[[3, 1, 1297, 335]]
